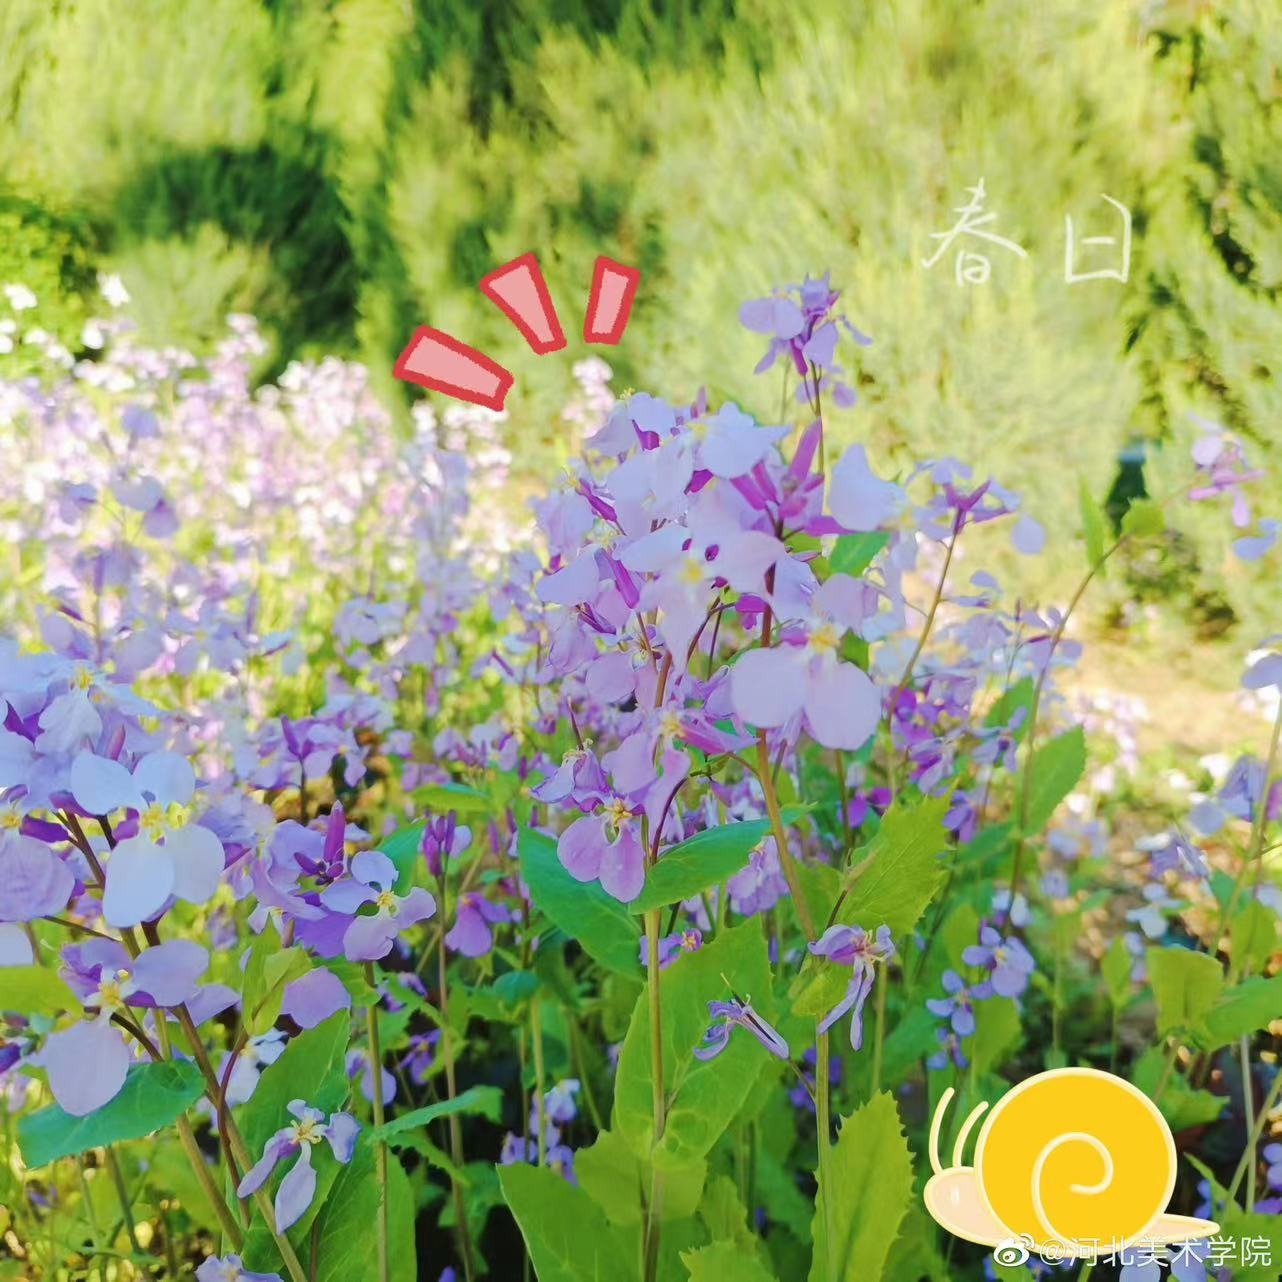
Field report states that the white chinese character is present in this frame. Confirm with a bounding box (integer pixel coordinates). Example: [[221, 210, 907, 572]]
[[1206, 1236, 1237, 1269], [923, 178, 1028, 286], [1241, 1235, 1271, 1268], [1064, 193, 1132, 284]]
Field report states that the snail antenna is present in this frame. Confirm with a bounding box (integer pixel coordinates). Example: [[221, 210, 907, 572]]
[[952, 1100, 989, 1167], [928, 1087, 955, 1174]]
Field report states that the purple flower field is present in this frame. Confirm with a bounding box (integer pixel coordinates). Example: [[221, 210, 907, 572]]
[[0, 276, 1280, 1282]]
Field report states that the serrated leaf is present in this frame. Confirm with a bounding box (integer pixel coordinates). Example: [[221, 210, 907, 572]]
[[371, 1084, 503, 1141], [18, 1061, 203, 1167], [631, 821, 768, 913], [614, 920, 774, 1165], [683, 1240, 778, 1281], [0, 965, 80, 1017], [1146, 948, 1224, 1037], [829, 531, 890, 577], [839, 795, 951, 938], [809, 1092, 913, 1282], [499, 1162, 635, 1282], [1021, 726, 1086, 834], [518, 827, 640, 976]]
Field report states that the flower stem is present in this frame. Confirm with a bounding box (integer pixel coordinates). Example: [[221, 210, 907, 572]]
[[437, 930, 476, 1282], [1239, 1036, 1257, 1211], [365, 964, 391, 1282], [531, 997, 548, 1168], [871, 966, 888, 1095], [642, 907, 666, 1282], [755, 732, 817, 940], [1225, 1066, 1282, 1210], [815, 1029, 835, 1281]]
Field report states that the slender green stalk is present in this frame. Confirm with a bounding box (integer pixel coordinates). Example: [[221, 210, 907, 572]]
[[815, 1030, 835, 1282], [871, 966, 888, 1096], [1239, 1037, 1257, 1211], [531, 997, 548, 1168], [76, 1155, 106, 1271], [642, 908, 666, 1282], [104, 1147, 140, 1255], [756, 733, 816, 940], [437, 927, 476, 1282], [365, 965, 391, 1282], [1225, 1067, 1282, 1209]]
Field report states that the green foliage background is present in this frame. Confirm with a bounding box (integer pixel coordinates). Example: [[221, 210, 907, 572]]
[[0, 0, 1276, 624]]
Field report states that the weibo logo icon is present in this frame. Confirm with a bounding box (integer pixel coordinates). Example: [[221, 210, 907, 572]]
[[923, 1067, 1218, 1263]]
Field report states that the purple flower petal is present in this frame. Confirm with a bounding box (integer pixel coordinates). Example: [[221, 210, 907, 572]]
[[323, 1111, 359, 1163], [41, 1018, 130, 1116], [237, 1130, 295, 1199], [802, 658, 879, 751], [273, 1145, 317, 1232], [102, 836, 175, 927], [730, 646, 807, 729], [70, 752, 144, 815], [131, 940, 208, 1007], [281, 968, 351, 1029]]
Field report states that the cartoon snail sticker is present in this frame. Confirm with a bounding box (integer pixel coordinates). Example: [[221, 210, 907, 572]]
[[923, 1067, 1219, 1261]]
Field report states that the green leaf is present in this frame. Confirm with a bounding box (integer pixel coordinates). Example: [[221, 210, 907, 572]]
[[1078, 478, 1108, 572], [984, 678, 1035, 739], [1133, 1047, 1225, 1132], [518, 827, 640, 976], [614, 920, 774, 1165], [840, 795, 951, 937], [380, 821, 425, 894], [371, 1084, 503, 1141], [414, 781, 491, 813], [1198, 973, 1282, 1049], [1229, 900, 1280, 977], [829, 531, 890, 577], [0, 966, 80, 1016], [1101, 934, 1133, 1009], [631, 821, 768, 913], [809, 1092, 914, 1282], [18, 1061, 203, 1167], [1146, 948, 1224, 1037], [307, 1141, 416, 1282], [499, 1162, 635, 1282], [239, 1010, 350, 1159], [1021, 726, 1086, 834], [884, 1205, 951, 1282], [241, 931, 312, 1035], [969, 997, 1022, 1075], [577, 1128, 705, 1226], [1120, 497, 1165, 538], [683, 1241, 778, 1281]]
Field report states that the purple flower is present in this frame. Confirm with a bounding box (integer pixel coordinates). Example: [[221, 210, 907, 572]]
[[639, 928, 702, 969], [926, 969, 992, 1036], [927, 1026, 968, 1071], [35, 939, 212, 1115], [445, 892, 512, 958], [730, 578, 881, 751], [694, 997, 789, 1061], [196, 1255, 281, 1282], [0, 825, 74, 923], [420, 812, 471, 879], [402, 1031, 440, 1085], [319, 850, 436, 961], [70, 749, 224, 927], [726, 839, 788, 916], [557, 800, 645, 903], [237, 1100, 359, 1232], [808, 924, 895, 1050], [962, 925, 1035, 998]]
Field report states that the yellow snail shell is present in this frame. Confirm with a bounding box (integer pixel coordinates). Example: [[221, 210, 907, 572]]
[[923, 1067, 1218, 1256]]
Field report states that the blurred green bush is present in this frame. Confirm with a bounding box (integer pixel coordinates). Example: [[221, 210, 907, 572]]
[[0, 0, 1277, 632]]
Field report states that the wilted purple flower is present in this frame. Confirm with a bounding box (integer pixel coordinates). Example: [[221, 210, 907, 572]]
[[694, 996, 789, 1061], [195, 1255, 281, 1282], [216, 1031, 288, 1108], [808, 924, 895, 1050], [926, 969, 992, 1036], [319, 850, 436, 961], [346, 1048, 396, 1104], [962, 925, 1035, 998], [237, 1100, 359, 1231], [726, 839, 788, 916]]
